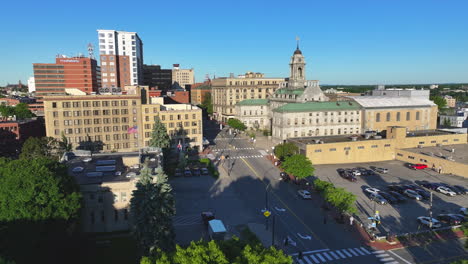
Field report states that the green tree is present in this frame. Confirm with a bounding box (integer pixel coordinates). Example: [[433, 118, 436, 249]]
[[449, 260, 468, 264], [323, 187, 357, 214], [201, 92, 213, 115], [0, 256, 15, 264], [227, 118, 247, 131], [281, 154, 314, 179], [313, 179, 333, 193], [59, 132, 73, 153], [238, 244, 292, 264], [19, 137, 60, 160], [130, 167, 176, 254], [443, 118, 451, 127], [430, 95, 447, 110], [149, 118, 171, 149], [14, 103, 34, 119], [274, 143, 299, 161]]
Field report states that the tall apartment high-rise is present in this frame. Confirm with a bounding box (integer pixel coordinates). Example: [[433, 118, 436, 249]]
[[33, 56, 100, 98], [97, 30, 144, 88]]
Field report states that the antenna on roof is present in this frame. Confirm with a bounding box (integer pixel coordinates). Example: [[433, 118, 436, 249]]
[[87, 43, 95, 59]]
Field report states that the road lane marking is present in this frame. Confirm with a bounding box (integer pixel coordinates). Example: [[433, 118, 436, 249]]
[[322, 252, 333, 261], [354, 247, 365, 256], [360, 247, 371, 254], [373, 250, 385, 254], [240, 156, 329, 249], [376, 253, 390, 258], [380, 257, 395, 262], [298, 259, 305, 264], [329, 251, 340, 260], [335, 250, 346, 258], [308, 255, 320, 264], [315, 253, 326, 262], [302, 256, 313, 264], [348, 248, 359, 256], [388, 250, 413, 264], [291, 249, 330, 256], [341, 249, 353, 257]]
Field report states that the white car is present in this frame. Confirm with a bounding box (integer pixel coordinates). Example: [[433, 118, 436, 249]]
[[72, 166, 84, 173], [298, 190, 312, 199], [126, 172, 137, 178], [436, 186, 456, 196], [365, 188, 380, 194], [352, 170, 361, 176], [83, 157, 92, 163], [115, 171, 122, 176], [403, 189, 422, 200], [417, 216, 442, 228], [375, 168, 388, 174], [460, 207, 467, 216]]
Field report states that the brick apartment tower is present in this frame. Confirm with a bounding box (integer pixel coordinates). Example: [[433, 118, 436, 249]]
[[97, 30, 144, 88], [33, 56, 99, 98]]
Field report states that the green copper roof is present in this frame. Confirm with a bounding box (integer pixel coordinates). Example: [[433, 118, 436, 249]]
[[273, 101, 361, 113], [275, 88, 304, 96], [237, 99, 269, 106]]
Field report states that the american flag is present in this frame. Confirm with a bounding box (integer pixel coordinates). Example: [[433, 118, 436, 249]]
[[127, 125, 138, 134]]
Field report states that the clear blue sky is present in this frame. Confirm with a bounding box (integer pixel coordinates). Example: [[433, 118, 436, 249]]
[[1, 0, 467, 86]]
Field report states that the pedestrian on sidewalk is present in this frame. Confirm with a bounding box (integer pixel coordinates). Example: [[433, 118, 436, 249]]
[[349, 215, 354, 226]]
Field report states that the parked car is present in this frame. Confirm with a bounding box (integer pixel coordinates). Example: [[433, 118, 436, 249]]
[[375, 167, 388, 174], [409, 163, 428, 170], [460, 208, 468, 216], [369, 193, 388, 205], [201, 211, 215, 225], [403, 189, 422, 200], [357, 167, 369, 175], [115, 171, 122, 176], [280, 172, 290, 182], [449, 185, 466, 195], [83, 157, 92, 163], [297, 190, 312, 199], [452, 185, 467, 195], [337, 168, 345, 177], [388, 185, 407, 193], [201, 168, 209, 175], [417, 216, 442, 228], [126, 172, 137, 178], [422, 183, 441, 191], [436, 186, 456, 196], [447, 214, 466, 222], [365, 187, 380, 194], [72, 166, 84, 173], [184, 169, 192, 177], [389, 191, 407, 202], [378, 192, 398, 204], [414, 189, 431, 200], [351, 169, 361, 176], [342, 172, 357, 182], [192, 168, 201, 177], [437, 214, 462, 225], [175, 168, 183, 177]]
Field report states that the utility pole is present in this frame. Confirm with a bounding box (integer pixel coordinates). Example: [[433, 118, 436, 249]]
[[265, 183, 271, 230], [429, 191, 433, 228]]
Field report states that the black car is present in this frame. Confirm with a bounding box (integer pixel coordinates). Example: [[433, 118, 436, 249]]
[[369, 193, 388, 205], [388, 185, 407, 194], [421, 183, 440, 190], [414, 189, 431, 200], [449, 185, 466, 195], [357, 167, 369, 175], [280, 172, 289, 182], [379, 192, 398, 204], [452, 185, 468, 195], [437, 214, 462, 225], [389, 191, 407, 202], [337, 168, 345, 177]]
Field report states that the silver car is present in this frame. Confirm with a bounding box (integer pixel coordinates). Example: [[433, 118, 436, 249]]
[[417, 216, 441, 228], [404, 189, 422, 200], [297, 190, 312, 199]]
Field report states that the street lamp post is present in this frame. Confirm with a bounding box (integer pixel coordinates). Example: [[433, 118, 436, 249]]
[[265, 182, 271, 230]]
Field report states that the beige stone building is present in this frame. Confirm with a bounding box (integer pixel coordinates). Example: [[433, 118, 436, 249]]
[[43, 86, 203, 152], [190, 81, 212, 106], [349, 96, 438, 132], [172, 64, 194, 88], [212, 72, 284, 122], [444, 95, 456, 108]]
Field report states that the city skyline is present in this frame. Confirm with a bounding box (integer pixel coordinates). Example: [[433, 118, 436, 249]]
[[1, 0, 468, 86]]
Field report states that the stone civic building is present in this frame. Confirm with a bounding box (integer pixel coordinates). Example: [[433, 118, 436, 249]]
[[232, 46, 438, 141]]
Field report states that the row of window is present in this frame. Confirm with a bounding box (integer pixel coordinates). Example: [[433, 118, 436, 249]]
[[314, 144, 392, 153], [284, 127, 361, 138], [89, 209, 129, 225], [60, 134, 137, 142], [54, 100, 134, 108], [54, 109, 133, 118], [228, 80, 278, 86], [284, 118, 359, 125], [143, 121, 198, 129], [375, 111, 421, 122]]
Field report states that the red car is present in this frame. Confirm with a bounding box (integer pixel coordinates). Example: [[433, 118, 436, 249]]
[[410, 164, 428, 170]]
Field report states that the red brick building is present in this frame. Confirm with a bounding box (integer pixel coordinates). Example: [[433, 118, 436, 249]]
[[33, 56, 100, 98], [165, 90, 190, 104], [0, 118, 45, 157]]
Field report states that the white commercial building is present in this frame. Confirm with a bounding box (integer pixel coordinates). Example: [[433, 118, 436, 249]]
[[27, 77, 35, 93], [97, 29, 144, 86]]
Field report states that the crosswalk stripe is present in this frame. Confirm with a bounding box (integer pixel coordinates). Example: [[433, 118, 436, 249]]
[[373, 250, 385, 254], [380, 257, 395, 262], [347, 248, 359, 256], [341, 249, 353, 257], [302, 256, 313, 264], [376, 254, 390, 258], [354, 248, 366, 256], [385, 262, 400, 264], [322, 252, 333, 261], [335, 250, 346, 259], [329, 251, 340, 260], [360, 247, 372, 255], [297, 259, 305, 264], [315, 253, 326, 262], [308, 255, 320, 264]]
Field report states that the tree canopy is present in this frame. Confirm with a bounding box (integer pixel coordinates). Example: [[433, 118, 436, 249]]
[[19, 137, 61, 160], [430, 95, 447, 110], [0, 103, 35, 120], [142, 236, 292, 264], [227, 118, 246, 131], [200, 92, 213, 115], [149, 118, 171, 149], [281, 154, 314, 179], [314, 179, 357, 214], [131, 167, 176, 255], [274, 143, 298, 161]]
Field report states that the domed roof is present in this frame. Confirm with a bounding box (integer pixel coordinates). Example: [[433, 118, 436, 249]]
[[294, 48, 302, 55]]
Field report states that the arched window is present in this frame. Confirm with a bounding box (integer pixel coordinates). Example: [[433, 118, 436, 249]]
[[386, 113, 391, 122], [298, 67, 303, 78], [406, 112, 411, 121], [376, 113, 381, 122], [397, 112, 401, 121], [416, 111, 420, 120]]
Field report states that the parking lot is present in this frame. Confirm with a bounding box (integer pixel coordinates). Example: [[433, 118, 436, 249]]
[[315, 160, 468, 235]]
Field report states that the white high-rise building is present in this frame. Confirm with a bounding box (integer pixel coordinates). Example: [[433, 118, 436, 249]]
[[97, 30, 144, 87], [27, 77, 35, 93]]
